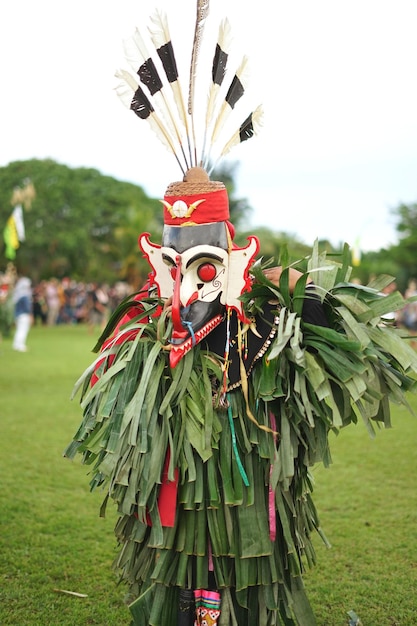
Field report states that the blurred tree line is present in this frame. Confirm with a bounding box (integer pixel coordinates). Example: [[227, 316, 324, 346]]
[[1, 158, 416, 292]]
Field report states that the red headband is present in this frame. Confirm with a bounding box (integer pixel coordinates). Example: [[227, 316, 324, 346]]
[[163, 188, 229, 226]]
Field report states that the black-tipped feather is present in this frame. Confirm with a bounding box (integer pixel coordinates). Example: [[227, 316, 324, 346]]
[[130, 85, 155, 119], [201, 18, 232, 165], [137, 57, 163, 95], [209, 105, 264, 173], [212, 43, 228, 85], [117, 5, 262, 174], [125, 28, 190, 171], [149, 10, 193, 164], [156, 41, 179, 84], [206, 56, 250, 164]]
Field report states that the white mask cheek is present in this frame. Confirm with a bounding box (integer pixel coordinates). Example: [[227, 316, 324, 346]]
[[209, 264, 227, 304], [181, 261, 228, 305]]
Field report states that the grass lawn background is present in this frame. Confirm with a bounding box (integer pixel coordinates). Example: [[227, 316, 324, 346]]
[[1, 324, 416, 625]]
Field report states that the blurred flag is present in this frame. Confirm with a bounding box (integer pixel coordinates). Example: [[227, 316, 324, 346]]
[[351, 236, 361, 267], [3, 205, 25, 260]]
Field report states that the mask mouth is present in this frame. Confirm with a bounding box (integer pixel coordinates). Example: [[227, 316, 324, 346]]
[[169, 312, 224, 368], [171, 295, 224, 341]]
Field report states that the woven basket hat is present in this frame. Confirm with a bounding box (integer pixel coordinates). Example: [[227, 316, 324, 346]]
[[162, 167, 229, 227]]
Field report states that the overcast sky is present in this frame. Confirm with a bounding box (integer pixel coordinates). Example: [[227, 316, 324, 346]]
[[1, 0, 417, 252]]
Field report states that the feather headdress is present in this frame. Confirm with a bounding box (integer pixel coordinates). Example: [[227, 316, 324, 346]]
[[115, 0, 263, 175]]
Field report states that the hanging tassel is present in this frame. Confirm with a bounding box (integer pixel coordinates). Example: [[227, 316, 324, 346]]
[[268, 413, 278, 542], [227, 396, 250, 487], [222, 308, 232, 392], [237, 320, 276, 435]]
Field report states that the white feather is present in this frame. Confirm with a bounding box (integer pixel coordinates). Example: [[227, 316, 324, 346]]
[[115, 69, 181, 167], [148, 9, 192, 165], [123, 27, 190, 170], [123, 29, 147, 70], [114, 69, 138, 108], [219, 105, 264, 158], [115, 68, 139, 93], [148, 9, 170, 48]]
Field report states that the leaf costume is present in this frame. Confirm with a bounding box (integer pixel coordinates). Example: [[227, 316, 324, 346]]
[[65, 244, 417, 625], [65, 3, 417, 624]]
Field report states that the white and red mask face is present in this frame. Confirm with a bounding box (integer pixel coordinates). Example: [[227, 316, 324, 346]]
[[140, 223, 259, 367], [162, 243, 229, 305]]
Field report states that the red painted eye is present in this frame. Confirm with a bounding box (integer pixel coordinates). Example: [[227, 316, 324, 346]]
[[170, 267, 177, 280], [197, 263, 217, 282]]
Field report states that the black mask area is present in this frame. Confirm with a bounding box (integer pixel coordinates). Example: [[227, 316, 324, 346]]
[[162, 222, 229, 253]]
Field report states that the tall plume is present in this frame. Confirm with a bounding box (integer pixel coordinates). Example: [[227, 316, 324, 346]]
[[188, 0, 210, 165], [115, 1, 263, 176]]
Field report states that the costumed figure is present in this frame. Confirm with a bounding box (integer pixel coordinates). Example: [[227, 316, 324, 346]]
[[12, 276, 33, 352], [65, 3, 417, 625]]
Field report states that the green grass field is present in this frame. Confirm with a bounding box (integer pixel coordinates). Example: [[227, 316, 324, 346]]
[[1, 324, 416, 625]]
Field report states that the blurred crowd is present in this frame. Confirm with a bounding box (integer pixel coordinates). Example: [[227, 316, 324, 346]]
[[1, 269, 417, 348], [380, 279, 417, 332], [0, 269, 133, 343]]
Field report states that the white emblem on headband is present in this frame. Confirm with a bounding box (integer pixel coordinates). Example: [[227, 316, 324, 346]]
[[162, 199, 206, 219]]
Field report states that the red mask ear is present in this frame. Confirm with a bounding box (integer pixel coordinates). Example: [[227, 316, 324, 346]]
[[226, 236, 259, 321], [226, 220, 235, 242], [139, 233, 173, 298]]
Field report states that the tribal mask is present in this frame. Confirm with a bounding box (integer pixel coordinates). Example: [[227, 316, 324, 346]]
[[116, 6, 264, 370], [140, 168, 259, 367]]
